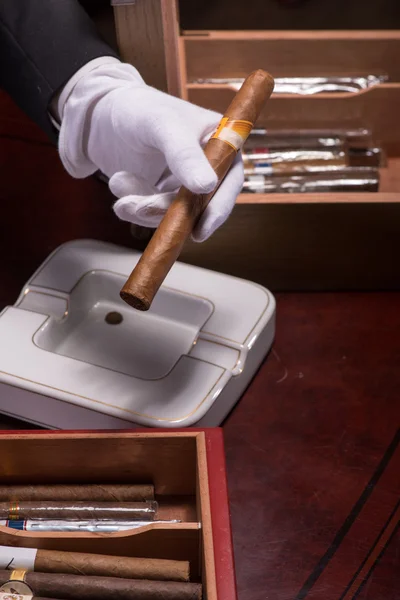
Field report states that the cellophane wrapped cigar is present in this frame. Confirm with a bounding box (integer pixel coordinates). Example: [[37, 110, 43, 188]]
[[248, 127, 373, 148], [0, 485, 154, 502], [0, 501, 157, 521], [192, 74, 388, 93], [243, 168, 380, 193], [0, 520, 179, 532], [243, 147, 348, 174], [0, 571, 202, 600], [244, 133, 346, 150], [0, 545, 189, 582]]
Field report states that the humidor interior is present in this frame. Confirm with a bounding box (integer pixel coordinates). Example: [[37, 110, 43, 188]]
[[176, 30, 400, 291], [0, 432, 217, 599], [97, 7, 400, 290]]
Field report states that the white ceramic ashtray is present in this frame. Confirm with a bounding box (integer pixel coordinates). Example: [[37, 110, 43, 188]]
[[0, 240, 275, 429]]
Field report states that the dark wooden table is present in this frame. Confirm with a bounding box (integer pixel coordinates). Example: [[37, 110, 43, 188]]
[[1, 92, 399, 600]]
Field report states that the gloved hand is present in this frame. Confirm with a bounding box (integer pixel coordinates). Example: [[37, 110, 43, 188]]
[[58, 61, 244, 242]]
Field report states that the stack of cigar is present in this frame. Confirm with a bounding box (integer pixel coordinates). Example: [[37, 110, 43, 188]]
[[0, 484, 178, 533], [241, 128, 384, 193], [0, 544, 201, 600]]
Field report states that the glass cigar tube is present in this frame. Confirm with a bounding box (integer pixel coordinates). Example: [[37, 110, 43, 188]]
[[0, 519, 180, 532]]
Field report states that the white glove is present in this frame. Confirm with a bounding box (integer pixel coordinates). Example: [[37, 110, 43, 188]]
[[58, 61, 244, 242]]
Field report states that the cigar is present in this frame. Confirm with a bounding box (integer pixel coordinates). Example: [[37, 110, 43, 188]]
[[0, 571, 202, 600], [243, 168, 380, 193], [243, 148, 346, 163], [120, 69, 275, 310], [0, 520, 180, 532], [191, 74, 388, 94], [0, 546, 189, 582], [244, 162, 347, 175], [243, 147, 348, 174], [244, 134, 346, 150], [249, 127, 373, 147], [0, 501, 157, 521], [0, 485, 154, 502]]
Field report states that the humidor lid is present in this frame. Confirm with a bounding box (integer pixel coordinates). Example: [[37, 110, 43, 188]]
[[0, 240, 274, 427]]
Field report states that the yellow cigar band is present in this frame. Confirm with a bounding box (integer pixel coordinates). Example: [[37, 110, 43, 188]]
[[8, 502, 19, 520], [211, 118, 253, 152], [9, 572, 26, 583]]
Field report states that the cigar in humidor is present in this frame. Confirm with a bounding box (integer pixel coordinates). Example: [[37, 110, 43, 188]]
[[244, 134, 346, 150], [0, 520, 180, 532], [243, 148, 348, 175], [243, 148, 347, 164], [0, 485, 154, 503], [244, 162, 347, 176], [243, 168, 380, 193], [191, 74, 388, 94], [120, 69, 275, 311], [0, 501, 157, 521], [0, 571, 202, 600], [249, 127, 373, 148], [0, 546, 189, 582]]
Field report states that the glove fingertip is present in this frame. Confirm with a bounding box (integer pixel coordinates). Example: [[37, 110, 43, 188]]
[[185, 165, 218, 195], [113, 197, 139, 221]]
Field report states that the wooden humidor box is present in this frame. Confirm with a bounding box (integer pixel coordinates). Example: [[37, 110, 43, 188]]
[[0, 429, 236, 600], [179, 30, 400, 291], [111, 2, 400, 291]]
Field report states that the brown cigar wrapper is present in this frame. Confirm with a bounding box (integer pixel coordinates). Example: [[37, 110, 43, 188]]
[[120, 69, 275, 311], [0, 571, 201, 600], [0, 502, 155, 521], [0, 485, 154, 502], [34, 549, 189, 582]]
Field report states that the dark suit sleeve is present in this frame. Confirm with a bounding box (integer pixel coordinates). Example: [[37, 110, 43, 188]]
[[0, 0, 119, 139]]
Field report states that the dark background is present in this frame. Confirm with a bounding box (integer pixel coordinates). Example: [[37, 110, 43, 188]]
[[83, 0, 400, 31]]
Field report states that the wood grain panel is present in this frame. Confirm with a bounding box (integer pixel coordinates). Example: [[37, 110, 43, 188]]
[[184, 31, 400, 80], [113, 0, 183, 96], [180, 201, 400, 291]]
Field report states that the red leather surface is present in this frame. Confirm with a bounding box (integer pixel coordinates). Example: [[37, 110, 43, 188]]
[[223, 293, 400, 600]]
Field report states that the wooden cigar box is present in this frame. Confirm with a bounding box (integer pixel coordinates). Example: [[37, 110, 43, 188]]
[[0, 428, 236, 600], [110, 2, 400, 291]]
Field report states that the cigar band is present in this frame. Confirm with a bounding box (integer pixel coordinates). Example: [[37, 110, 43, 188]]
[[0, 571, 32, 598], [9, 572, 26, 583], [212, 118, 253, 151], [8, 503, 19, 520]]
